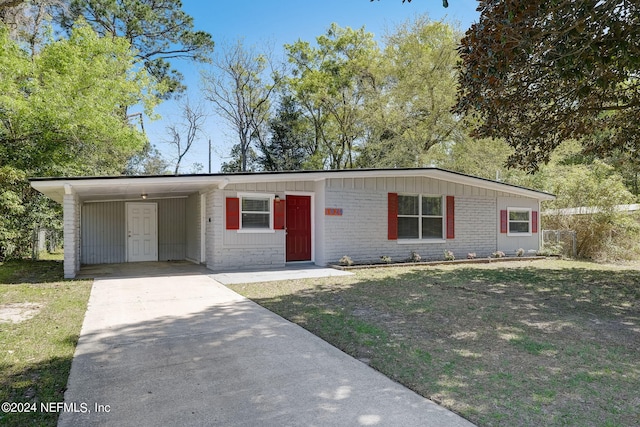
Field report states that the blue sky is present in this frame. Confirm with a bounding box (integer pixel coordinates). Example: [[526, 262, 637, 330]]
[[145, 0, 480, 173]]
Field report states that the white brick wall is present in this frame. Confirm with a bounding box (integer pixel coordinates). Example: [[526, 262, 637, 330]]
[[322, 188, 499, 264], [63, 193, 80, 278], [201, 178, 542, 270], [205, 188, 218, 270], [205, 188, 286, 271]]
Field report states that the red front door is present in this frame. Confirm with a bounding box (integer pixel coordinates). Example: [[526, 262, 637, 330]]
[[286, 195, 311, 262]]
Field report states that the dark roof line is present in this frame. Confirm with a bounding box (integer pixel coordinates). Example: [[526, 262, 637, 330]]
[[29, 167, 440, 181], [29, 167, 555, 198]]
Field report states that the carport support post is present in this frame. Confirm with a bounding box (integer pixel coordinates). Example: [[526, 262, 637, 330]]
[[63, 184, 80, 279]]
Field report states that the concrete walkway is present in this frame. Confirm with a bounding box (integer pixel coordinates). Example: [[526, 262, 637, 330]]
[[60, 268, 475, 426], [210, 263, 353, 285]]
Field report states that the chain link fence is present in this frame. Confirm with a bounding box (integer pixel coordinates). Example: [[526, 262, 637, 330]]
[[542, 230, 577, 258], [31, 227, 63, 259]]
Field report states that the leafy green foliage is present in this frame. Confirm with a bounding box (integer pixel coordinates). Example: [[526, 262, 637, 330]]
[[257, 95, 314, 171], [0, 167, 59, 261], [543, 161, 640, 260], [286, 23, 379, 169], [220, 144, 259, 173], [124, 143, 170, 175], [0, 21, 163, 258], [456, 0, 640, 171], [1, 22, 161, 176], [358, 18, 464, 167], [275, 18, 464, 170]]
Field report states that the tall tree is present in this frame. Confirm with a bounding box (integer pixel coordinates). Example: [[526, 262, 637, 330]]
[[220, 144, 259, 173], [1, 21, 161, 176], [456, 0, 640, 171], [202, 39, 282, 171], [61, 0, 214, 98], [286, 23, 378, 169], [124, 143, 170, 175], [357, 17, 464, 168], [0, 21, 162, 258], [166, 99, 206, 175], [257, 95, 313, 171]]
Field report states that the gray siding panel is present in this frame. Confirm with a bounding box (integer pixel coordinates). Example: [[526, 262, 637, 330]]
[[325, 176, 502, 198], [81, 202, 126, 264], [158, 198, 186, 261], [185, 194, 200, 262], [82, 198, 191, 264], [228, 181, 315, 193]]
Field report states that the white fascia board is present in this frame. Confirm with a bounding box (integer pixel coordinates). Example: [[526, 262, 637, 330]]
[[31, 176, 222, 203], [425, 169, 556, 201], [218, 169, 554, 200], [31, 168, 555, 204]]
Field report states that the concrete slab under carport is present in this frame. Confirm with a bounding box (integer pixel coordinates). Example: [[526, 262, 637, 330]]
[[61, 266, 474, 426], [76, 260, 213, 279], [77, 261, 353, 284]]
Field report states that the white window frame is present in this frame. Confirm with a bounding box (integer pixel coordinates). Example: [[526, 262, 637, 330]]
[[507, 207, 532, 237], [237, 193, 275, 233], [397, 194, 445, 244]]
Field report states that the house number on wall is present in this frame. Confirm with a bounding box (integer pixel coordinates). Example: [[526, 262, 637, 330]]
[[325, 208, 343, 216]]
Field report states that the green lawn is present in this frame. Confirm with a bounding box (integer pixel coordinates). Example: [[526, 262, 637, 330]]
[[229, 259, 640, 427], [0, 259, 92, 427]]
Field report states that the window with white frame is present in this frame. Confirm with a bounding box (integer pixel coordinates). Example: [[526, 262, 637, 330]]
[[241, 196, 271, 229], [398, 195, 444, 240], [508, 208, 531, 235]]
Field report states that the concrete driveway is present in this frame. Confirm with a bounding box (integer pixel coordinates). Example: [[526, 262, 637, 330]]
[[60, 266, 474, 426]]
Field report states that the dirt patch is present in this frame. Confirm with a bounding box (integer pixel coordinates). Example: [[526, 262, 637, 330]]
[[0, 303, 43, 323]]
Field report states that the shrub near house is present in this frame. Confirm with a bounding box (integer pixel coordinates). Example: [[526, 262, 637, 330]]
[[543, 162, 640, 261]]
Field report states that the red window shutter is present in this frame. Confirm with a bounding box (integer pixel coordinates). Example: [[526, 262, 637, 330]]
[[446, 196, 455, 239], [226, 197, 240, 230], [388, 193, 398, 240], [274, 199, 286, 230], [532, 210, 538, 233], [500, 210, 508, 233]]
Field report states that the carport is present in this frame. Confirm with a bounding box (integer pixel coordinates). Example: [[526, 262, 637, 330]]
[[31, 175, 218, 278]]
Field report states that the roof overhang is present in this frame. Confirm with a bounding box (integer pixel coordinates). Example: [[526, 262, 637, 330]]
[[29, 168, 556, 204]]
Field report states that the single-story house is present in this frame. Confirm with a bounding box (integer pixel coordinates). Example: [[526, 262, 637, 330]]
[[29, 168, 556, 278]]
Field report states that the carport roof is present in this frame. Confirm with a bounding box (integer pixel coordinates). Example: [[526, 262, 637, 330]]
[[30, 168, 556, 203]]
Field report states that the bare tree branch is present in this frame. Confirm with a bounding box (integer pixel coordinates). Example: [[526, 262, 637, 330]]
[[165, 98, 207, 175], [202, 39, 284, 171]]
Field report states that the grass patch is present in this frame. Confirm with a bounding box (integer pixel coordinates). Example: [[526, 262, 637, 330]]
[[37, 249, 64, 262], [0, 259, 92, 426], [509, 336, 556, 355], [229, 259, 640, 426]]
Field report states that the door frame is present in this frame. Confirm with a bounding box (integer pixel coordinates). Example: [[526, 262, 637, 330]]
[[125, 202, 158, 262], [284, 192, 314, 263]]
